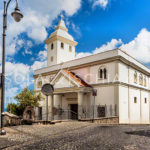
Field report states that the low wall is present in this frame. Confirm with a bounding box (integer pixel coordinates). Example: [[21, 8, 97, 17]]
[[3, 112, 22, 127], [80, 117, 119, 124], [94, 117, 119, 124]]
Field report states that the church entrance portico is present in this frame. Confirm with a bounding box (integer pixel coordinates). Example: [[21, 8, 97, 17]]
[[41, 69, 93, 121], [41, 87, 93, 121], [51, 88, 92, 121]]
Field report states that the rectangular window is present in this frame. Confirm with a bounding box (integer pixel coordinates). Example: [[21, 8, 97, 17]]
[[61, 42, 64, 49], [51, 43, 54, 50], [134, 97, 137, 103], [97, 106, 105, 117], [145, 98, 147, 104], [69, 46, 72, 52]]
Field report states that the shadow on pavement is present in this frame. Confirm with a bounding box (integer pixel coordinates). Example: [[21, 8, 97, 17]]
[[125, 130, 150, 137]]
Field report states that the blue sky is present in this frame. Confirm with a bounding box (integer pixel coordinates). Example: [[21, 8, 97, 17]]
[[0, 0, 150, 108]]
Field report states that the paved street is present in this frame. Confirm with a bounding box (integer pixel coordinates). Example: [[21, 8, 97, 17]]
[[1, 121, 150, 150]]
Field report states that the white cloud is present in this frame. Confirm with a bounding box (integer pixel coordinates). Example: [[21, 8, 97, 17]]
[[5, 87, 19, 106], [6, 0, 81, 43], [76, 52, 92, 59], [71, 23, 82, 38], [24, 49, 32, 55], [7, 10, 49, 43], [76, 39, 122, 58], [0, 61, 32, 105], [38, 50, 47, 61], [94, 39, 122, 54], [76, 28, 150, 64], [121, 28, 150, 63], [30, 48, 48, 70], [92, 0, 109, 9], [0, 0, 82, 58], [31, 61, 47, 71]]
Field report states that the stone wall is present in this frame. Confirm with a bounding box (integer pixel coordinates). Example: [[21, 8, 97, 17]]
[[94, 117, 119, 124], [3, 112, 22, 127], [80, 117, 119, 124]]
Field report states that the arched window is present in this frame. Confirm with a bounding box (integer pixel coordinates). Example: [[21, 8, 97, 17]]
[[100, 69, 103, 79], [139, 74, 143, 85], [104, 68, 107, 79], [134, 71, 137, 83], [61, 42, 64, 49], [51, 43, 54, 50], [98, 67, 107, 79]]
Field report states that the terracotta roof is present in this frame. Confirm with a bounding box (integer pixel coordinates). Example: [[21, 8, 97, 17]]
[[64, 70, 92, 87]]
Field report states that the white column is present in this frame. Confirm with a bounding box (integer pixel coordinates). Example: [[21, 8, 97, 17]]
[[54, 95, 62, 120], [54, 95, 62, 108], [49, 95, 54, 121], [78, 92, 84, 120], [42, 97, 46, 120], [87, 92, 92, 119]]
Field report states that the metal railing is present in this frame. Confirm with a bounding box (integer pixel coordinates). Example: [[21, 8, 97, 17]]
[[35, 104, 118, 121]]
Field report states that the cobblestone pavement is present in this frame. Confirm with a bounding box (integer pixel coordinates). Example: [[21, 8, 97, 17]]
[[1, 121, 150, 150]]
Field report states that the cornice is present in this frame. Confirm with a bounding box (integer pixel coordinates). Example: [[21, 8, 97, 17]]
[[45, 35, 77, 46], [34, 55, 150, 78], [91, 81, 150, 92]]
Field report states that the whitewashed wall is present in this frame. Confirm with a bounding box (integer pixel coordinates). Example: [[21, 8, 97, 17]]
[[119, 85, 150, 124], [119, 86, 129, 123], [47, 41, 57, 66], [73, 62, 116, 84], [57, 40, 75, 64], [94, 86, 115, 105]]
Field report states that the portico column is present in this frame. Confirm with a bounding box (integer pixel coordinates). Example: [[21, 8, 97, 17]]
[[54, 95, 62, 108], [54, 95, 62, 120], [87, 92, 92, 119], [49, 95, 54, 121], [78, 92, 84, 120], [42, 97, 46, 120]]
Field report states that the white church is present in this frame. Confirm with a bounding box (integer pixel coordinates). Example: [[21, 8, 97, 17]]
[[34, 17, 150, 124]]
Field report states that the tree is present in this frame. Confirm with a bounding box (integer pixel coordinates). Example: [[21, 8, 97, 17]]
[[7, 103, 18, 115], [14, 87, 41, 108], [7, 87, 41, 116]]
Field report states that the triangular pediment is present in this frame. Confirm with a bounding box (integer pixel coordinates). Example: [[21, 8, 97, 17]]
[[51, 70, 80, 89]]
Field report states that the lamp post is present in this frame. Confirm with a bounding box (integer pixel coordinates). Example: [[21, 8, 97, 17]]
[[0, 0, 23, 135]]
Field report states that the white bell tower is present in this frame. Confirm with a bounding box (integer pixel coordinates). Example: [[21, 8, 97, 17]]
[[45, 15, 78, 67]]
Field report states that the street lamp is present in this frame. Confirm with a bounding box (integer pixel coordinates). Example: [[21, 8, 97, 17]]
[[0, 0, 23, 135]]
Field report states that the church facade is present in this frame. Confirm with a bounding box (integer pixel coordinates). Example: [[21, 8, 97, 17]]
[[34, 17, 150, 124]]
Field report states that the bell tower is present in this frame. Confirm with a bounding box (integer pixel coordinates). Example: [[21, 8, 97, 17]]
[[45, 15, 78, 67]]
